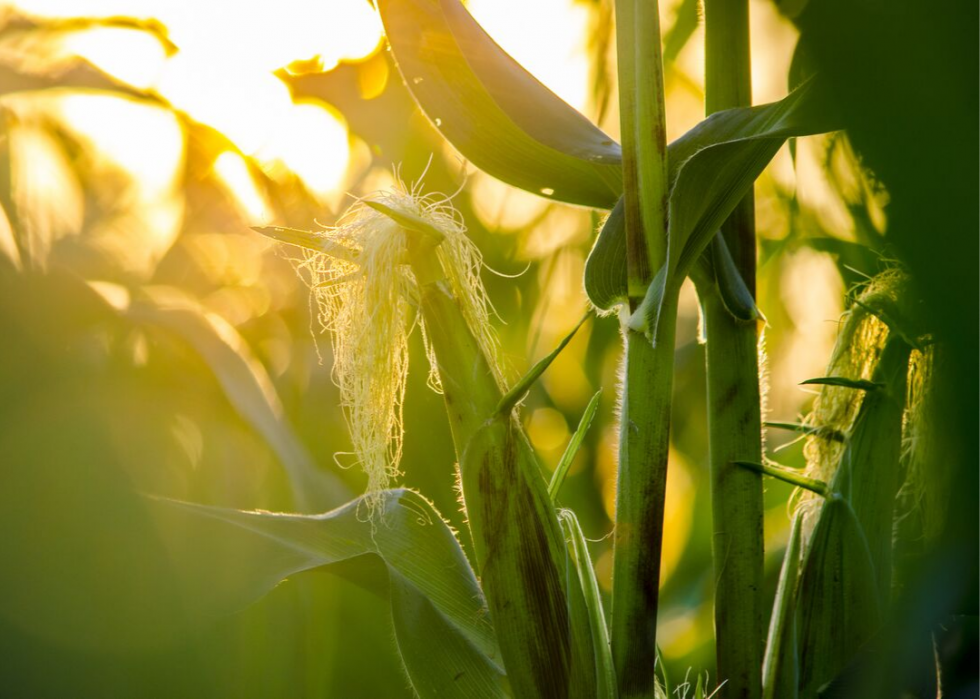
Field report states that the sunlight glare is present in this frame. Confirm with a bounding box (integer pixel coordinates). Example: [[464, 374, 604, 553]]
[[213, 152, 271, 222], [258, 102, 350, 199], [466, 0, 591, 113]]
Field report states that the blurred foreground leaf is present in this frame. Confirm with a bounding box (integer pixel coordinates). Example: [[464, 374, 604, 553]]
[[159, 488, 507, 699], [120, 285, 348, 511]]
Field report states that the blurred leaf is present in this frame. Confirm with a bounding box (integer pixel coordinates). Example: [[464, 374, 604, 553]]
[[0, 14, 169, 100], [558, 508, 616, 699], [377, 0, 622, 208], [160, 488, 508, 699], [586, 80, 838, 312], [121, 285, 348, 511], [663, 0, 701, 65]]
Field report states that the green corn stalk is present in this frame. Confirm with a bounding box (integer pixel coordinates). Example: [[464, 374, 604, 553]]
[[406, 233, 599, 698], [610, 0, 675, 695], [701, 0, 765, 697]]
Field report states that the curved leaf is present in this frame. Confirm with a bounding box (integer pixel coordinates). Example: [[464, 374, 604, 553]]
[[377, 0, 622, 208], [159, 488, 508, 699], [123, 285, 349, 511], [586, 81, 836, 336]]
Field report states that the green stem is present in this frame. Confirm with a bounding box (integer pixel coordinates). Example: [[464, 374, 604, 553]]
[[610, 299, 678, 698], [611, 0, 673, 695], [703, 1, 764, 697], [614, 0, 669, 297]]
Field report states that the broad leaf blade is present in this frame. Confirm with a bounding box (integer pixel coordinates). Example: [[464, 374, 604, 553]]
[[160, 488, 507, 698], [377, 0, 622, 208]]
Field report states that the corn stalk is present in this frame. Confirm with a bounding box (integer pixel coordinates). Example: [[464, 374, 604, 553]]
[[701, 1, 765, 697]]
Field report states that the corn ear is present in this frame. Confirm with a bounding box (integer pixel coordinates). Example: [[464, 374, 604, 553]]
[[411, 254, 597, 698], [794, 495, 880, 696]]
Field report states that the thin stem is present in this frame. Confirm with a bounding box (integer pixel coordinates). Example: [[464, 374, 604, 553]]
[[610, 299, 678, 698], [703, 0, 765, 697], [611, 0, 673, 694]]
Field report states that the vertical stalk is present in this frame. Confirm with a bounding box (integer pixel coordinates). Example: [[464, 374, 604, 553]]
[[611, 307, 678, 698], [702, 1, 765, 698], [611, 0, 673, 696]]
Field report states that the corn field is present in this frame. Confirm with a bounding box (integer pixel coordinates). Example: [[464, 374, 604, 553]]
[[0, 0, 976, 697]]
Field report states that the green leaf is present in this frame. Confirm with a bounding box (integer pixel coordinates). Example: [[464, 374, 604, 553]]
[[158, 488, 508, 699], [799, 376, 882, 391], [584, 198, 628, 310], [733, 460, 830, 497], [636, 79, 840, 339], [558, 509, 616, 699], [495, 311, 590, 418], [377, 0, 622, 208], [794, 496, 880, 696], [763, 513, 803, 699], [549, 390, 602, 501], [710, 233, 761, 321], [585, 79, 838, 312], [124, 286, 348, 511], [663, 0, 700, 65]]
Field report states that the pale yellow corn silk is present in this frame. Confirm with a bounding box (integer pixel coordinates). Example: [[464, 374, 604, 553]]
[[287, 183, 501, 513], [793, 270, 906, 527]]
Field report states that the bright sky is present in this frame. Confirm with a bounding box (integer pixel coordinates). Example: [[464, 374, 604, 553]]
[[9, 0, 593, 214]]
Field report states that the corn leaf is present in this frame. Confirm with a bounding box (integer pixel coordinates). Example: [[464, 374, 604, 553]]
[[377, 0, 622, 208], [558, 509, 616, 699], [158, 488, 508, 699], [794, 496, 880, 696], [122, 286, 349, 512], [763, 513, 803, 699], [585, 79, 837, 313], [549, 390, 602, 501]]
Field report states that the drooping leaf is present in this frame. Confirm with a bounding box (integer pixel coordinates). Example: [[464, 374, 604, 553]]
[[376, 0, 622, 208], [122, 285, 348, 511], [158, 488, 508, 699]]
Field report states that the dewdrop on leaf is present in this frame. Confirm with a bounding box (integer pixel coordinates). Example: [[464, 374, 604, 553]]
[[254, 179, 501, 512]]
